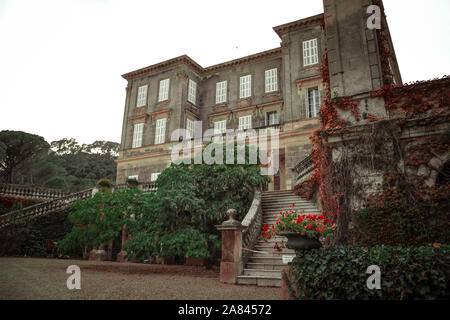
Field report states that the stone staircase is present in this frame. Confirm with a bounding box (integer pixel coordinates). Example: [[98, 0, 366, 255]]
[[236, 189, 321, 287]]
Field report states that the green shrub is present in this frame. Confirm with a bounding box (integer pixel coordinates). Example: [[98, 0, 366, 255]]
[[0, 210, 74, 257], [285, 245, 450, 300]]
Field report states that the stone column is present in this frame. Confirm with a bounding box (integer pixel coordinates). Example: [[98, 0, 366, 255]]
[[116, 224, 129, 262], [281, 266, 296, 300], [216, 209, 246, 284]]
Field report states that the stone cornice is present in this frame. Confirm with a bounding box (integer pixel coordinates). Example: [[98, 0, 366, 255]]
[[273, 13, 324, 38]]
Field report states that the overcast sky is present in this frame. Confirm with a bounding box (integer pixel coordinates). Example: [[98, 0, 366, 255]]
[[1, 0, 449, 145]]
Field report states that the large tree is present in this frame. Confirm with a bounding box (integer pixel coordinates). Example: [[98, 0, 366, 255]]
[[0, 131, 49, 183]]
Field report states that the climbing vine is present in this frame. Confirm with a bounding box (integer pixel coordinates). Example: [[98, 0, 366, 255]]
[[295, 14, 449, 245]]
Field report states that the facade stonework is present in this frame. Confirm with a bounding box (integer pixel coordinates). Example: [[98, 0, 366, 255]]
[[116, 1, 401, 191]]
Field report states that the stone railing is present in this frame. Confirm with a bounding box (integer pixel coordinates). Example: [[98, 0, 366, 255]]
[[294, 154, 314, 185], [241, 189, 263, 267], [0, 188, 95, 229], [0, 183, 72, 200], [114, 182, 157, 192]]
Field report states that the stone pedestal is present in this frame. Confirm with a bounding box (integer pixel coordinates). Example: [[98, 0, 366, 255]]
[[88, 246, 108, 261], [281, 265, 299, 300], [216, 209, 246, 284], [117, 224, 130, 262]]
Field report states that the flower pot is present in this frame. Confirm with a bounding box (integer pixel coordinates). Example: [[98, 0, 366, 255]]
[[278, 231, 322, 250]]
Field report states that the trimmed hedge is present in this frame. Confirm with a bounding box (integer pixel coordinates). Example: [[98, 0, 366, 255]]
[[285, 245, 450, 300]]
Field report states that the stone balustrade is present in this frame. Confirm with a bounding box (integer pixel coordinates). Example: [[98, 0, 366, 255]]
[[0, 188, 95, 229], [241, 189, 262, 267], [294, 154, 314, 184], [114, 182, 157, 192], [0, 183, 72, 200]]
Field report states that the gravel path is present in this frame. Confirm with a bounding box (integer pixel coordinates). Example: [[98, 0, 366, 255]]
[[0, 257, 280, 300]]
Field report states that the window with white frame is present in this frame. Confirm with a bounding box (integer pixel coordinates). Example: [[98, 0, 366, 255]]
[[238, 115, 252, 130], [136, 85, 148, 107], [307, 87, 320, 118], [186, 118, 195, 139], [303, 38, 318, 66], [214, 120, 227, 135], [188, 79, 197, 105], [216, 81, 227, 104], [151, 172, 160, 182], [158, 78, 170, 102], [239, 75, 251, 99], [154, 118, 167, 144], [132, 123, 144, 148], [265, 68, 278, 93], [267, 111, 279, 126]]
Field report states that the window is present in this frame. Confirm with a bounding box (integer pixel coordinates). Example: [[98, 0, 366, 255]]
[[188, 79, 197, 105], [132, 123, 144, 148], [136, 85, 148, 107], [267, 111, 279, 126], [214, 120, 227, 135], [155, 118, 166, 144], [216, 81, 227, 104], [158, 78, 170, 102], [128, 175, 138, 181], [151, 172, 160, 182], [265, 68, 278, 93], [186, 118, 195, 139], [307, 87, 320, 118], [303, 38, 318, 66], [239, 75, 251, 98], [238, 115, 252, 130]]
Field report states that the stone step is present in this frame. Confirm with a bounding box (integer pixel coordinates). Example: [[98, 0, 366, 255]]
[[243, 269, 281, 278], [262, 205, 318, 210], [236, 275, 281, 287], [256, 237, 288, 243], [262, 190, 295, 195], [247, 256, 284, 264], [249, 251, 284, 258], [245, 262, 285, 271], [254, 245, 294, 254], [262, 203, 317, 209]]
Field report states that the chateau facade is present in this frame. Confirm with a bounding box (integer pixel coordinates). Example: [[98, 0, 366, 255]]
[[116, 2, 401, 191]]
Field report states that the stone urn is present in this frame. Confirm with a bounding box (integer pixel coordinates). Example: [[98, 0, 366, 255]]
[[278, 231, 322, 250]]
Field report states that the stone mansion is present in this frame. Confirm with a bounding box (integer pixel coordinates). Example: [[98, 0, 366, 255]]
[[115, 5, 401, 191]]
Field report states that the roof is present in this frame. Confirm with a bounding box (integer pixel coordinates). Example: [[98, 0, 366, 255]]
[[121, 47, 283, 80]]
